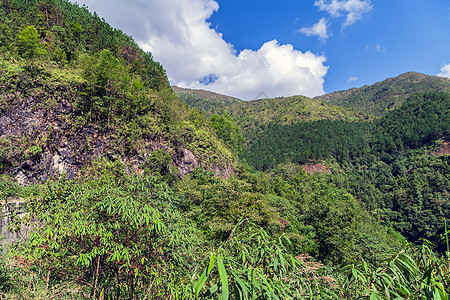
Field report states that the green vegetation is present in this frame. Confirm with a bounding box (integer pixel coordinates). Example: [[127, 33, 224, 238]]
[[25, 174, 198, 298], [244, 92, 449, 169], [0, 0, 236, 181], [315, 71, 450, 116], [176, 87, 369, 141], [3, 159, 449, 298], [17, 25, 47, 59], [243, 92, 450, 246], [371, 92, 450, 155], [210, 113, 244, 154], [1, 0, 449, 299], [342, 241, 449, 299], [244, 119, 371, 170], [173, 86, 243, 116]]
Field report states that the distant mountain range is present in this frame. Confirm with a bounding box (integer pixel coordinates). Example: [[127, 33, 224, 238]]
[[176, 72, 450, 119], [315, 72, 450, 115], [174, 87, 367, 140]]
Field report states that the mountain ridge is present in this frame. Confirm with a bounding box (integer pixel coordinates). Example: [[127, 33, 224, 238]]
[[315, 71, 450, 115], [176, 71, 450, 118], [175, 86, 368, 140]]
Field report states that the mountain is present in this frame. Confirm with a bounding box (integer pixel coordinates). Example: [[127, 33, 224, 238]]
[[177, 72, 450, 122], [172, 86, 243, 116], [1, 2, 449, 299], [175, 72, 450, 142], [175, 87, 368, 140], [0, 0, 234, 183], [315, 72, 450, 116], [243, 92, 450, 171]]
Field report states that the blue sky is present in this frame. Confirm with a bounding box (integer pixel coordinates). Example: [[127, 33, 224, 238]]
[[74, 0, 450, 100], [208, 0, 450, 93]]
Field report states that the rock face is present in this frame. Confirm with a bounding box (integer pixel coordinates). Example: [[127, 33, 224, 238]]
[[0, 200, 36, 246], [0, 93, 233, 183], [177, 148, 200, 177]]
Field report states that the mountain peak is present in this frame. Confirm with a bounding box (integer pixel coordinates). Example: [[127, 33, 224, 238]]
[[316, 72, 450, 115]]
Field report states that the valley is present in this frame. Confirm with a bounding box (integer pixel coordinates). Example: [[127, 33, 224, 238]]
[[0, 0, 449, 299]]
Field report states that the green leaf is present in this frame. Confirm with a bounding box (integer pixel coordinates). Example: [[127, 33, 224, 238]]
[[194, 253, 216, 298], [363, 259, 368, 273], [217, 254, 229, 300], [352, 268, 358, 281], [370, 292, 378, 300], [273, 256, 278, 272], [231, 270, 249, 300], [422, 266, 432, 286]]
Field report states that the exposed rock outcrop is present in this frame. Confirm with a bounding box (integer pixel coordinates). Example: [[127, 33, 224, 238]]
[[0, 199, 37, 246], [0, 92, 234, 183], [431, 141, 450, 157]]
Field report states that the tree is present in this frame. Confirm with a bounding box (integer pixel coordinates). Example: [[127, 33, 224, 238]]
[[210, 113, 244, 154], [16, 25, 47, 59], [301, 184, 360, 263]]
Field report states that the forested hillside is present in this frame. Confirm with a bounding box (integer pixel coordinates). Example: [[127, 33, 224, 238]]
[[315, 72, 450, 115], [243, 91, 450, 256], [0, 0, 449, 299], [172, 86, 243, 116], [0, 0, 235, 183], [175, 86, 368, 141], [244, 92, 449, 170]]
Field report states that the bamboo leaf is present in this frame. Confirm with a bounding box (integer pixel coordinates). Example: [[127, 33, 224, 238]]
[[369, 292, 378, 300], [352, 268, 358, 281], [217, 255, 229, 300], [363, 259, 368, 273], [194, 253, 216, 298], [273, 256, 278, 272], [231, 270, 249, 300], [422, 266, 432, 285]]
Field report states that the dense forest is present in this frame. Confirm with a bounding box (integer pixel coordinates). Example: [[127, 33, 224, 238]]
[[244, 91, 450, 246], [244, 92, 449, 169], [0, 0, 449, 299]]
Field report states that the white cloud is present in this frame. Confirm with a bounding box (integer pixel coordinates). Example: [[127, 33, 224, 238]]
[[299, 18, 330, 40], [347, 76, 358, 83], [71, 0, 328, 100], [364, 43, 386, 53], [314, 0, 373, 27], [184, 40, 328, 100], [437, 63, 450, 78], [375, 44, 386, 53]]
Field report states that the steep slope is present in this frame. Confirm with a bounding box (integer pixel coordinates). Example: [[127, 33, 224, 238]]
[[243, 119, 371, 171], [0, 0, 234, 183], [243, 92, 449, 171], [371, 92, 450, 154], [315, 72, 450, 116], [172, 86, 243, 116], [175, 87, 368, 140]]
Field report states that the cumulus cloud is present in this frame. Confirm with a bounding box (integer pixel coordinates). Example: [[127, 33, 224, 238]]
[[299, 18, 329, 40], [72, 0, 328, 100], [437, 63, 450, 78], [184, 40, 328, 100], [314, 0, 373, 27]]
